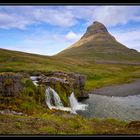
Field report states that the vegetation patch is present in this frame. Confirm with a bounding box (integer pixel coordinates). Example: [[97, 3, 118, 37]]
[[0, 113, 139, 135]]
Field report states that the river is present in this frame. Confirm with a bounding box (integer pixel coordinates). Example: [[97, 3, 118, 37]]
[[78, 79, 140, 121]]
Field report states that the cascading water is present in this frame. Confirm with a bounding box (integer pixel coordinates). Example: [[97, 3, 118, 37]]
[[45, 87, 63, 109], [45, 87, 88, 114], [30, 76, 38, 86], [45, 87, 71, 111], [69, 92, 88, 113], [30, 76, 88, 114]]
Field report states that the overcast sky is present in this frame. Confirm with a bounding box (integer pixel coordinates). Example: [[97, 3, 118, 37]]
[[0, 6, 140, 55]]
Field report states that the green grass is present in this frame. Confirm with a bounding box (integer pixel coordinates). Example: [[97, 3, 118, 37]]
[[1, 48, 140, 92], [0, 113, 139, 135]]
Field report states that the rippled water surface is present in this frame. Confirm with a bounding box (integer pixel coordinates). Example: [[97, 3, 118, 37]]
[[78, 94, 140, 121]]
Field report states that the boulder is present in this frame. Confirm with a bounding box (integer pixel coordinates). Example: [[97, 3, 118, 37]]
[[0, 72, 23, 96]]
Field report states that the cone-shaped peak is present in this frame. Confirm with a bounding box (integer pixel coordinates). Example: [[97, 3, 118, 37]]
[[81, 21, 109, 39], [57, 20, 140, 63], [92, 21, 108, 31]]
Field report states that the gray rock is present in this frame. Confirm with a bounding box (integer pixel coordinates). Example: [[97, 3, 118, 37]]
[[0, 72, 23, 96], [0, 109, 27, 116]]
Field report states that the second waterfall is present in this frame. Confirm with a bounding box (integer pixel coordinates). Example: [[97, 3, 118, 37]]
[[45, 87, 88, 114]]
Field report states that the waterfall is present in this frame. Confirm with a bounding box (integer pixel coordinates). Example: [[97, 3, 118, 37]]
[[45, 87, 88, 114], [30, 76, 38, 86], [30, 77, 88, 113], [45, 87, 71, 111], [69, 92, 88, 113], [45, 87, 63, 109]]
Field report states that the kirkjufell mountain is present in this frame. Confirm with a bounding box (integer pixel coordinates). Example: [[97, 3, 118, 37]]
[[57, 21, 140, 63]]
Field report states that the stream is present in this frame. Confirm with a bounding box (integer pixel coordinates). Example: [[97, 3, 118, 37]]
[[78, 79, 140, 121], [78, 94, 140, 121]]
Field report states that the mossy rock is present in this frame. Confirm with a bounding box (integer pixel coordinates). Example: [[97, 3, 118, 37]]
[[38, 71, 88, 106], [0, 73, 48, 115], [0, 72, 23, 96]]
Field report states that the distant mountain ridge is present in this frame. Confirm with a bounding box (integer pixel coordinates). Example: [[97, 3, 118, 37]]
[[57, 21, 140, 63]]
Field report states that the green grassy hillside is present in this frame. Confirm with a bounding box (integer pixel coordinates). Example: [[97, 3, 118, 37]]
[[1, 48, 140, 92]]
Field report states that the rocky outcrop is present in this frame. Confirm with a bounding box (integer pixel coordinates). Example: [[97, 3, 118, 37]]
[[32, 71, 89, 105], [0, 72, 23, 96], [0, 71, 88, 107]]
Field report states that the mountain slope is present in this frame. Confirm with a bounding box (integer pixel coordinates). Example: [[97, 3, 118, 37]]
[[1, 21, 140, 91], [0, 48, 63, 72], [57, 21, 140, 63]]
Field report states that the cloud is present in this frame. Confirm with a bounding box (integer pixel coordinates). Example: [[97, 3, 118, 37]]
[[32, 8, 77, 27], [65, 6, 96, 19], [0, 6, 140, 29], [0, 6, 77, 29], [63, 6, 140, 27], [3, 30, 80, 56], [65, 31, 82, 42], [65, 6, 140, 28], [93, 6, 140, 27], [0, 13, 30, 29], [111, 29, 140, 52]]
